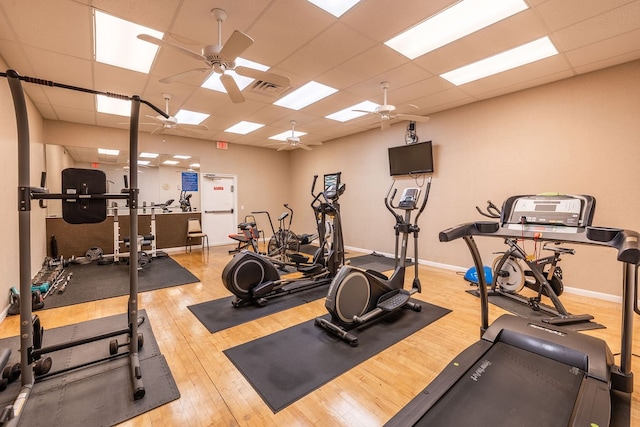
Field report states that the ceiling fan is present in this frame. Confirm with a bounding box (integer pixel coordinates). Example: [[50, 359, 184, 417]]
[[138, 8, 290, 103], [139, 93, 209, 136], [354, 81, 430, 130], [270, 120, 322, 151]]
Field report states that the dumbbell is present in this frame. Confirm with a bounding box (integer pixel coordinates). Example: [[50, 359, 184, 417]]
[[31, 282, 50, 293], [109, 333, 144, 355]]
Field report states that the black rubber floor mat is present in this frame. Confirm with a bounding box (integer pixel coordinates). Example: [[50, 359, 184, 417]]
[[41, 255, 199, 309], [188, 284, 329, 333], [0, 310, 180, 426], [224, 301, 450, 412], [464, 289, 605, 331]]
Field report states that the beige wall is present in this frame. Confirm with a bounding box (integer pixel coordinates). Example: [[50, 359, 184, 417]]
[[290, 59, 640, 299], [3, 58, 639, 316], [0, 60, 48, 315], [42, 121, 293, 234]]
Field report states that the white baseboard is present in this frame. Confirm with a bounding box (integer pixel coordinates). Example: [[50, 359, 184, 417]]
[[344, 246, 626, 304]]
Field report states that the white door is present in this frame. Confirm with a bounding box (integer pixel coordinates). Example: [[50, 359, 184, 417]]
[[200, 174, 237, 245]]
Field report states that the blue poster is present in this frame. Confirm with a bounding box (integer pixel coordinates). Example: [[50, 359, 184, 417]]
[[182, 172, 199, 192]]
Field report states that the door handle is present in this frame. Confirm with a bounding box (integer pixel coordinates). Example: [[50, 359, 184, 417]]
[[204, 209, 234, 214]]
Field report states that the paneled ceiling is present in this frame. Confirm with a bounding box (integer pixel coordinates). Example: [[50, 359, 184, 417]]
[[1, 0, 639, 154]]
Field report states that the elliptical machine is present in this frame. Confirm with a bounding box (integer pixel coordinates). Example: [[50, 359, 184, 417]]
[[221, 173, 345, 307], [315, 177, 431, 346]]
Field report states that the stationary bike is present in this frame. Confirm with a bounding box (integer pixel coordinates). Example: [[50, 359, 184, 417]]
[[476, 197, 594, 325], [221, 173, 346, 307], [315, 177, 431, 346]]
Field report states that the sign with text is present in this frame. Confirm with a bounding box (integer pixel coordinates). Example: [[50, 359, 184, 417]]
[[182, 172, 199, 192]]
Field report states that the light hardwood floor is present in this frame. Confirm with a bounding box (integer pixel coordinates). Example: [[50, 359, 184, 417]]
[[0, 245, 638, 426]]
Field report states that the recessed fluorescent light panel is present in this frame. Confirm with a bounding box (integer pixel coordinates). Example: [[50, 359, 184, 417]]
[[96, 95, 131, 116], [225, 121, 265, 134], [173, 155, 192, 160], [98, 148, 120, 156], [274, 81, 338, 110], [269, 130, 307, 141], [306, 0, 360, 17], [440, 36, 558, 86], [138, 160, 150, 166], [326, 100, 379, 122], [139, 152, 159, 158], [202, 58, 269, 93], [163, 160, 180, 165], [175, 110, 210, 125], [385, 0, 529, 60], [94, 10, 163, 73], [190, 163, 201, 169]]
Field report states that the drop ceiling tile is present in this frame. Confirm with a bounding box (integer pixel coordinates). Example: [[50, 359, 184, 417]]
[[2, 0, 92, 59], [458, 55, 571, 97], [414, 9, 549, 75], [277, 22, 376, 80], [535, 0, 634, 32], [551, 1, 640, 51], [564, 28, 640, 69], [340, 0, 454, 43]]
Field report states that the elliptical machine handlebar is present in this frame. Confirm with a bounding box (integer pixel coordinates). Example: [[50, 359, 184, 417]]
[[414, 176, 432, 225]]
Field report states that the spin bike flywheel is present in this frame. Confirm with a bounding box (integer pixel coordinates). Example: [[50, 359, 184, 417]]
[[492, 256, 525, 293]]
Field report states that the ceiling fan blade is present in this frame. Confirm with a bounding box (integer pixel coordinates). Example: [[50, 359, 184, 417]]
[[219, 30, 254, 61], [160, 68, 211, 84], [298, 144, 312, 151], [234, 66, 290, 88], [277, 145, 289, 151], [220, 74, 245, 103], [395, 113, 430, 123], [172, 126, 202, 137], [150, 126, 164, 135], [137, 34, 205, 62], [178, 123, 209, 132], [381, 119, 390, 130], [352, 109, 376, 114]]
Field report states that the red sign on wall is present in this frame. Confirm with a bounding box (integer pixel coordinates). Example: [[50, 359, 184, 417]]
[[213, 186, 224, 190]]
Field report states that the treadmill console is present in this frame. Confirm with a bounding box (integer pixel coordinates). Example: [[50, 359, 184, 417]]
[[399, 188, 420, 209], [502, 194, 595, 233]]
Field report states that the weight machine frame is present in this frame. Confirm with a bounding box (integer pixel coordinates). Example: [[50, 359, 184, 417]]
[[1, 69, 168, 425]]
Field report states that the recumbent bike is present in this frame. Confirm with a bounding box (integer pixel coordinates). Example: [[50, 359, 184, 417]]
[[315, 177, 431, 346]]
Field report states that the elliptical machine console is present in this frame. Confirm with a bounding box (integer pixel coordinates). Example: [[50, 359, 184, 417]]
[[315, 177, 431, 346]]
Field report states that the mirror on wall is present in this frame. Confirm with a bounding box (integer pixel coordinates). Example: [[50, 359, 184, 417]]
[[45, 145, 202, 217]]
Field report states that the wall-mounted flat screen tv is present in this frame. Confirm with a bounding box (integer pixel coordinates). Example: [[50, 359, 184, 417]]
[[388, 141, 434, 176]]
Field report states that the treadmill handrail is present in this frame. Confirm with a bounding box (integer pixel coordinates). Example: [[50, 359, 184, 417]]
[[439, 221, 640, 265]]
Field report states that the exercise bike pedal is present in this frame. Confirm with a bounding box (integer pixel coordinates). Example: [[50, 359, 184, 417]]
[[377, 289, 411, 312]]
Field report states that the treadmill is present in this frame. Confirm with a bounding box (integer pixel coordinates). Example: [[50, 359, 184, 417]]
[[385, 194, 639, 427]]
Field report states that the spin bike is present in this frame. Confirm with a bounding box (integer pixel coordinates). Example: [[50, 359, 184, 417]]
[[315, 177, 431, 346], [476, 197, 594, 325], [221, 173, 346, 307]]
